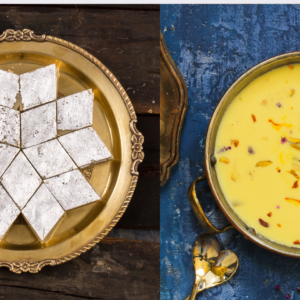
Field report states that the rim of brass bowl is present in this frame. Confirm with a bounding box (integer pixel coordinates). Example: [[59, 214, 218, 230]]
[[204, 51, 300, 258]]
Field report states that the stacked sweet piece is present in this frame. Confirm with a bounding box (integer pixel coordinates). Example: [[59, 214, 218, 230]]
[[0, 64, 113, 243]]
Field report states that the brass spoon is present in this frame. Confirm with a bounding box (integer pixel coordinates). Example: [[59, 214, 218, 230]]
[[185, 245, 239, 300], [188, 234, 221, 300]]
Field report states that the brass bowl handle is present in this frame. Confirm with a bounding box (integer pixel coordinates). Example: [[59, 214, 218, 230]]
[[188, 173, 234, 234]]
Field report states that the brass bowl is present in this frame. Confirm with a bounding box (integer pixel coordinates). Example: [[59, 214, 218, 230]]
[[0, 29, 144, 273], [189, 51, 300, 258]]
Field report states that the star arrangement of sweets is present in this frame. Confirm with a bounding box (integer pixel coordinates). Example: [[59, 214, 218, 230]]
[[0, 64, 113, 243]]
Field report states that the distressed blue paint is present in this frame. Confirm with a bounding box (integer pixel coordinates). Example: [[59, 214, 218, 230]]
[[160, 5, 300, 300]]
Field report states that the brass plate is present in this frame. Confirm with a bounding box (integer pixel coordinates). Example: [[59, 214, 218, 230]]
[[203, 51, 300, 257], [160, 31, 188, 186], [0, 29, 144, 273]]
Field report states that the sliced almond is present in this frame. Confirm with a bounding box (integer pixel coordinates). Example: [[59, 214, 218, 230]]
[[219, 157, 230, 164], [292, 144, 300, 151], [231, 173, 237, 182], [287, 137, 300, 144], [285, 128, 293, 134], [292, 163, 300, 171], [287, 169, 300, 179], [256, 161, 272, 167]]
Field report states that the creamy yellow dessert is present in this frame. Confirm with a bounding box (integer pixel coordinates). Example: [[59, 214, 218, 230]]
[[215, 64, 300, 247]]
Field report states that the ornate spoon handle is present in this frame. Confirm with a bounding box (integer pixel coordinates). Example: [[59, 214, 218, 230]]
[[184, 279, 206, 300]]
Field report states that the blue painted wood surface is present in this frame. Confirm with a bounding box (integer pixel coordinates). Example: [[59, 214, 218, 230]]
[[160, 5, 300, 300]]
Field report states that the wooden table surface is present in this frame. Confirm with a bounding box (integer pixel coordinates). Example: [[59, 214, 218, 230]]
[[0, 5, 159, 299]]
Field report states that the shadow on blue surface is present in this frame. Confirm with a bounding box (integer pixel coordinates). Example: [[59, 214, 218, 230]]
[[160, 4, 300, 300]]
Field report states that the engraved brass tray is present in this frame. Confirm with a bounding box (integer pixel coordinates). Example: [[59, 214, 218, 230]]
[[0, 29, 144, 273], [189, 51, 300, 258]]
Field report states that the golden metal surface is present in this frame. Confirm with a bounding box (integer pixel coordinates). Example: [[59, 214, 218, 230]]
[[0, 29, 144, 273], [185, 234, 239, 300], [188, 173, 233, 234], [160, 31, 188, 186], [193, 50, 300, 257]]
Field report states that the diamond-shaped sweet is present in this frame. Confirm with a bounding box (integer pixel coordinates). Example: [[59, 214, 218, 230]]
[[0, 64, 115, 243], [0, 185, 20, 240], [21, 102, 57, 148], [0, 105, 20, 147], [2, 152, 42, 210], [58, 127, 113, 168], [22, 184, 64, 242], [0, 69, 19, 109], [44, 169, 99, 210], [23, 139, 77, 179], [57, 89, 93, 131], [20, 64, 58, 111], [0, 143, 19, 176]]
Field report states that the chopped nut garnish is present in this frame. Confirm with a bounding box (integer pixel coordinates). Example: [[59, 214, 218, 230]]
[[287, 137, 300, 144], [251, 114, 256, 122], [231, 139, 239, 147], [287, 169, 299, 179], [248, 146, 255, 154], [285, 198, 300, 206], [219, 157, 230, 164], [261, 100, 268, 105], [276, 167, 281, 173], [267, 212, 272, 217], [231, 173, 237, 182], [292, 163, 300, 171], [292, 144, 300, 151], [293, 181, 299, 189], [256, 161, 272, 167], [259, 218, 269, 227], [288, 65, 294, 70]]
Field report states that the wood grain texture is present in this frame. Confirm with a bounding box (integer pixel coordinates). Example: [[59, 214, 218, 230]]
[[0, 5, 159, 114], [118, 115, 159, 228], [0, 237, 159, 300], [161, 4, 300, 300]]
